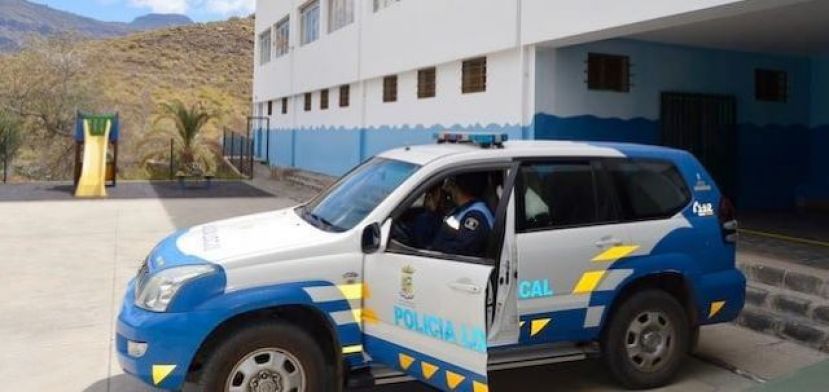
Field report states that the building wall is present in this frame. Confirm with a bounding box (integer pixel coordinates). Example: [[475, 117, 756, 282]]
[[534, 39, 816, 209], [260, 47, 530, 176], [256, 0, 799, 102], [252, 1, 827, 209], [810, 55, 829, 194], [254, 0, 520, 102]]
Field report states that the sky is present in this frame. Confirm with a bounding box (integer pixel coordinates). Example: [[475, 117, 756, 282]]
[[30, 0, 255, 23]]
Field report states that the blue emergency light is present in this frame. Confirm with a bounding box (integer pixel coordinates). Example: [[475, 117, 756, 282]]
[[435, 132, 509, 148]]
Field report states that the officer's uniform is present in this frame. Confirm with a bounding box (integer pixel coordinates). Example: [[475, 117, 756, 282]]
[[431, 200, 495, 257]]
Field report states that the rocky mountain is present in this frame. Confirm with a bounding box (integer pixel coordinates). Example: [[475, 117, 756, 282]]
[[0, 0, 193, 52], [129, 13, 194, 30]]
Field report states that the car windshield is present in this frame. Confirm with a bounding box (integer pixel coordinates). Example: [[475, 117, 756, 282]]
[[299, 157, 420, 232]]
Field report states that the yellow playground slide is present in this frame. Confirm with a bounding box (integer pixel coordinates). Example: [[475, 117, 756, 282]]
[[75, 118, 112, 198]]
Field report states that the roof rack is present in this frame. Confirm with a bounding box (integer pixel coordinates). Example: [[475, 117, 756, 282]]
[[435, 132, 508, 149]]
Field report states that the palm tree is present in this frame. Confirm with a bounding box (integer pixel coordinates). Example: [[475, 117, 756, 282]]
[[141, 100, 220, 175]]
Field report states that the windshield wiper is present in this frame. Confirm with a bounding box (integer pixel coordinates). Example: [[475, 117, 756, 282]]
[[301, 208, 342, 232]]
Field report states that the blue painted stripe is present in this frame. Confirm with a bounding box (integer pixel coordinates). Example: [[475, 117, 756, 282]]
[[363, 334, 486, 392]]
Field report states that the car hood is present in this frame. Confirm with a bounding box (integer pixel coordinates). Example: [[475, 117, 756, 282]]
[[147, 207, 335, 271]]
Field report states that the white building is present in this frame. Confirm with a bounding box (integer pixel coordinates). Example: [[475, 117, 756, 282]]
[[252, 0, 829, 211]]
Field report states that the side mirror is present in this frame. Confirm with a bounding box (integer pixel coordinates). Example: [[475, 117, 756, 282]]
[[361, 223, 381, 254]]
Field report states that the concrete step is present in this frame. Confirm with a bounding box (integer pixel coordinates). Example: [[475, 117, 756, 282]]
[[736, 303, 829, 352], [283, 169, 335, 192], [736, 257, 829, 352], [738, 257, 829, 304]]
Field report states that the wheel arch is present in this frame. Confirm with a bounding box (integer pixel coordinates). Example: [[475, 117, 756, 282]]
[[601, 271, 698, 338], [188, 303, 343, 381]]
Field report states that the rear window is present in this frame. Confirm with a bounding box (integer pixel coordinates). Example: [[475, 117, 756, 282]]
[[607, 159, 691, 221]]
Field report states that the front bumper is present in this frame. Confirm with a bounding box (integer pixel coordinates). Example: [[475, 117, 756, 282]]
[[117, 281, 221, 390]]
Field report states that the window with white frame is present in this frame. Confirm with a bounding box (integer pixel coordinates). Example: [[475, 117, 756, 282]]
[[274, 17, 290, 57], [373, 0, 400, 12], [301, 1, 320, 45], [258, 29, 272, 65], [329, 0, 354, 32]]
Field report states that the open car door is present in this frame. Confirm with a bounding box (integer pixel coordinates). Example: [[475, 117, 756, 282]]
[[362, 234, 493, 392]]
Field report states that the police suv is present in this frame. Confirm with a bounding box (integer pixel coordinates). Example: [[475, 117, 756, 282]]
[[118, 133, 745, 392]]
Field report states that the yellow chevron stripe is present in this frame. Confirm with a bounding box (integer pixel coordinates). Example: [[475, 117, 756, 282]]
[[399, 354, 415, 370], [530, 318, 551, 337], [152, 365, 176, 386], [572, 271, 606, 294], [422, 362, 439, 379], [362, 308, 379, 325], [473, 381, 489, 392], [446, 371, 466, 389], [337, 283, 363, 300], [709, 301, 726, 318], [592, 245, 640, 262]]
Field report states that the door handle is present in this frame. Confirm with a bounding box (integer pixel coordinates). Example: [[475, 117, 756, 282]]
[[595, 237, 623, 247], [449, 282, 483, 294]]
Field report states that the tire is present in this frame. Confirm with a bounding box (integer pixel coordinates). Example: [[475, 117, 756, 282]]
[[602, 290, 690, 390], [689, 325, 700, 354], [198, 320, 336, 392]]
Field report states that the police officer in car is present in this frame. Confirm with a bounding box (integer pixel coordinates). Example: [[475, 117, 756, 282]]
[[430, 173, 495, 258]]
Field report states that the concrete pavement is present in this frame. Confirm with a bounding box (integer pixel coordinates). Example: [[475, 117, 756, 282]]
[[0, 180, 826, 391]]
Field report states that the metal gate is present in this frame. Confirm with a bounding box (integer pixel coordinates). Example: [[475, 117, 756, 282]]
[[660, 92, 738, 200]]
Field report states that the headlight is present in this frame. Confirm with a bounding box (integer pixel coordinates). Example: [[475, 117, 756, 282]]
[[135, 265, 216, 312]]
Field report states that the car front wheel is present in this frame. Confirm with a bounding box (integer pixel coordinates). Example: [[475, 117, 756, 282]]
[[198, 320, 334, 392], [602, 290, 690, 389]]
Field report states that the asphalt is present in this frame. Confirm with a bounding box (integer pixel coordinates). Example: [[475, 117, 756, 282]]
[[0, 179, 826, 391]]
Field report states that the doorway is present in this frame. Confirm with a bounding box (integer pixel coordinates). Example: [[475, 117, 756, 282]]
[[660, 92, 738, 200]]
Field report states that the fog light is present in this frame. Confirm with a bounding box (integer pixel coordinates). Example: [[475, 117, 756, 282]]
[[128, 341, 148, 358]]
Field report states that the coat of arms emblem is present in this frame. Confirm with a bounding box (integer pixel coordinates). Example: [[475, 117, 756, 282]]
[[400, 265, 416, 301]]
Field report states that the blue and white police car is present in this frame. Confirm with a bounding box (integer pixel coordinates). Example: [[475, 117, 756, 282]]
[[117, 133, 745, 392]]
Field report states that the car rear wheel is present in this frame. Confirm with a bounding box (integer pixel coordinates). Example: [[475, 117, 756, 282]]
[[198, 320, 335, 392], [602, 290, 690, 390]]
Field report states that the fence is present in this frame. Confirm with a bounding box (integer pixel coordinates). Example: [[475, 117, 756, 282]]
[[222, 128, 255, 178]]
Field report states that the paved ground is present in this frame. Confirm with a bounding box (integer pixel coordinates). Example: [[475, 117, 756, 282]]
[[0, 179, 827, 392], [0, 180, 273, 201]]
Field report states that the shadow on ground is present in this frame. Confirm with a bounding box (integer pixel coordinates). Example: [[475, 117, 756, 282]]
[[83, 358, 729, 392], [0, 181, 273, 202]]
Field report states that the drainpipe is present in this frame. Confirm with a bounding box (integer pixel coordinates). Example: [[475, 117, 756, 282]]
[[517, 0, 533, 140], [357, 0, 367, 163]]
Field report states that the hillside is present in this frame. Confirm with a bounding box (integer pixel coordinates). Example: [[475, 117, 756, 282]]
[[88, 17, 254, 178], [0, 0, 193, 52], [0, 16, 254, 180]]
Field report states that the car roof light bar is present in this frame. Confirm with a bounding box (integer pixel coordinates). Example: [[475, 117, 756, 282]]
[[435, 132, 508, 148]]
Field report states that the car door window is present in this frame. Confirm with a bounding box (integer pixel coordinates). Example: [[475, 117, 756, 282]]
[[388, 169, 505, 260], [517, 161, 615, 231]]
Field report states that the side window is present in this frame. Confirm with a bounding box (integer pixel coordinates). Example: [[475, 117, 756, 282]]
[[607, 159, 691, 221], [517, 161, 614, 231], [389, 169, 504, 260]]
